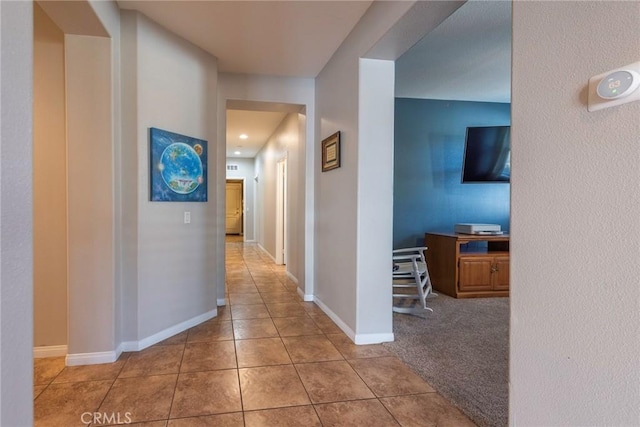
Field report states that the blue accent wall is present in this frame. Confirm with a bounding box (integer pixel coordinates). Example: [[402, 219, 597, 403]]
[[394, 98, 511, 248]]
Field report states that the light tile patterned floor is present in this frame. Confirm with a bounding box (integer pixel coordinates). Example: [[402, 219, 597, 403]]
[[33, 238, 475, 426]]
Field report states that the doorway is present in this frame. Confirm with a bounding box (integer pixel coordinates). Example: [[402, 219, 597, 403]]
[[226, 179, 244, 236]]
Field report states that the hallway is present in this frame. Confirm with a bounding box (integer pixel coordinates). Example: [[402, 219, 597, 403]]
[[33, 239, 474, 426]]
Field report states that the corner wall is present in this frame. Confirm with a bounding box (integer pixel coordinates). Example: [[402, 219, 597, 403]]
[[511, 2, 640, 424], [121, 11, 219, 342]]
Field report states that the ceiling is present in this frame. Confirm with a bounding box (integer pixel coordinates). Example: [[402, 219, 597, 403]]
[[116, 1, 512, 158]]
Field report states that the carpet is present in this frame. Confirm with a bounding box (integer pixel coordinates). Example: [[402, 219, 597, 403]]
[[383, 295, 509, 427]]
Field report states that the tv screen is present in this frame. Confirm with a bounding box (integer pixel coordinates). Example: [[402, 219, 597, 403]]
[[461, 126, 511, 183]]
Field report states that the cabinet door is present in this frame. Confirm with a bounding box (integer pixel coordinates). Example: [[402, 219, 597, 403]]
[[458, 257, 493, 291], [492, 256, 510, 291]]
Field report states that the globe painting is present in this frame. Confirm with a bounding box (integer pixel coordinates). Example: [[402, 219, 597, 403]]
[[150, 128, 207, 202]]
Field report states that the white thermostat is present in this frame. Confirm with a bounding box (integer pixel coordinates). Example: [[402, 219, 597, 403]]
[[588, 61, 640, 111]]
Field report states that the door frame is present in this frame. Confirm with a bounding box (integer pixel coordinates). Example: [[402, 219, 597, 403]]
[[275, 156, 288, 265], [225, 178, 245, 238]]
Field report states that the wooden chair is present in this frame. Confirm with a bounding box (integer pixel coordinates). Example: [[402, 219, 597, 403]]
[[392, 246, 436, 314]]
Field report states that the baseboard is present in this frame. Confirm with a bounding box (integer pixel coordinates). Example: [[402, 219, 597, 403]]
[[297, 287, 314, 302], [313, 297, 356, 341], [134, 308, 217, 351], [66, 350, 118, 366], [354, 332, 394, 345], [34, 345, 67, 358], [244, 239, 256, 243], [257, 243, 276, 263], [286, 271, 299, 284], [217, 298, 227, 306]]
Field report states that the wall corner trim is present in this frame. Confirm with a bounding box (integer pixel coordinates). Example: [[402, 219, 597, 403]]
[[354, 332, 394, 345], [217, 298, 227, 306], [66, 350, 118, 366], [34, 345, 68, 359], [296, 287, 313, 302], [313, 296, 356, 341]]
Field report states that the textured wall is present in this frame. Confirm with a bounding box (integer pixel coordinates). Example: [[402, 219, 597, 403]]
[[393, 98, 511, 248], [511, 2, 640, 424]]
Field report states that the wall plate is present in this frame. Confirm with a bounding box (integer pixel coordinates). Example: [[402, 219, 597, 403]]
[[588, 61, 640, 112]]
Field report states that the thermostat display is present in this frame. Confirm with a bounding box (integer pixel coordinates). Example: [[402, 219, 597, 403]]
[[588, 61, 640, 112], [596, 70, 638, 99]]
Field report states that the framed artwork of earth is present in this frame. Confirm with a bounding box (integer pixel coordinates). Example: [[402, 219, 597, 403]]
[[149, 127, 208, 202]]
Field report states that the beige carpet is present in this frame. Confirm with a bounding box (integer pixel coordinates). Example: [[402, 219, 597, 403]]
[[383, 295, 509, 427]]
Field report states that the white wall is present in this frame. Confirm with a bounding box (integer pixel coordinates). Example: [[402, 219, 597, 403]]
[[33, 3, 67, 348], [226, 158, 256, 241], [218, 74, 314, 300], [314, 1, 416, 341], [121, 11, 219, 342], [254, 113, 303, 282], [0, 1, 34, 423], [510, 2, 640, 425]]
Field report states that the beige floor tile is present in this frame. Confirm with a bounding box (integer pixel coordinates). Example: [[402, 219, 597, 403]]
[[115, 421, 167, 427], [258, 292, 299, 304], [266, 302, 307, 318], [301, 301, 326, 314], [380, 393, 476, 427], [231, 303, 271, 320], [53, 359, 126, 383], [167, 413, 244, 426], [229, 293, 264, 305], [238, 365, 310, 411], [170, 370, 242, 418], [348, 356, 435, 397], [314, 399, 401, 427], [235, 337, 291, 368], [226, 283, 259, 293], [153, 331, 189, 347], [244, 405, 322, 427], [326, 333, 392, 359], [34, 385, 46, 400], [273, 316, 323, 337], [34, 357, 66, 385], [118, 345, 183, 378], [181, 341, 237, 372], [255, 283, 289, 293], [232, 318, 279, 340], [34, 380, 112, 427], [282, 336, 343, 363], [187, 320, 234, 343], [295, 360, 374, 403], [98, 374, 177, 424], [308, 315, 344, 334]]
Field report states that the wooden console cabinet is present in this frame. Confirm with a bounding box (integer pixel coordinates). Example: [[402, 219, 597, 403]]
[[424, 232, 509, 298]]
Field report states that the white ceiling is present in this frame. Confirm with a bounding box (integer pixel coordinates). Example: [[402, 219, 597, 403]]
[[116, 0, 512, 159], [396, 0, 512, 103]]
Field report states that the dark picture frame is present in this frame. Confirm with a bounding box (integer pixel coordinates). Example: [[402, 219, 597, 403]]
[[321, 131, 341, 172]]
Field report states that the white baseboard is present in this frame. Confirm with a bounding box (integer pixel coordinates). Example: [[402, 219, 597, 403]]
[[66, 350, 118, 366], [257, 244, 276, 263], [313, 297, 394, 345], [297, 287, 314, 302], [34, 345, 67, 358], [286, 271, 299, 284], [217, 298, 227, 306], [244, 239, 256, 243], [68, 309, 218, 365]]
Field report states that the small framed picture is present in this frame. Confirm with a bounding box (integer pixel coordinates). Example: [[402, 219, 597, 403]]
[[321, 131, 341, 172]]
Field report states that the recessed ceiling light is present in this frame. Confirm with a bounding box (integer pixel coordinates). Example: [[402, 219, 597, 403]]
[[234, 151, 241, 155], [239, 134, 248, 140]]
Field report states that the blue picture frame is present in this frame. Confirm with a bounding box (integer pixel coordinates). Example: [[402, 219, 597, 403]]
[[149, 127, 208, 202]]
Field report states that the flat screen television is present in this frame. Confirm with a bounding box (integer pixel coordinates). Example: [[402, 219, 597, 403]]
[[461, 126, 511, 183]]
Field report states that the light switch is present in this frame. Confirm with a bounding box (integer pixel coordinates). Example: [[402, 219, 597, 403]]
[[184, 211, 191, 224]]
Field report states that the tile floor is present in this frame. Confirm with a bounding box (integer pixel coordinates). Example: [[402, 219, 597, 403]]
[[34, 237, 475, 426]]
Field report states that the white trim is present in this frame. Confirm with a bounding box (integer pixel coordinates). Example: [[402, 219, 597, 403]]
[[286, 271, 299, 284], [296, 287, 314, 302], [135, 309, 217, 351], [217, 298, 227, 306], [244, 239, 256, 243], [33, 345, 68, 358], [257, 243, 276, 263], [313, 296, 357, 341], [66, 350, 118, 366], [354, 332, 394, 345]]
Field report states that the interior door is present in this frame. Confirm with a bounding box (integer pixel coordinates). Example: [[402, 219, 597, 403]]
[[226, 180, 243, 235]]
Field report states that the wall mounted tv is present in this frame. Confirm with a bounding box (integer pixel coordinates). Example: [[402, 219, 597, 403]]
[[461, 126, 511, 183]]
